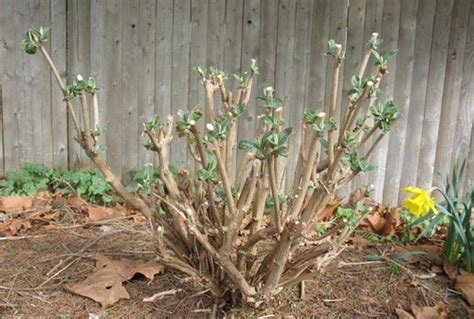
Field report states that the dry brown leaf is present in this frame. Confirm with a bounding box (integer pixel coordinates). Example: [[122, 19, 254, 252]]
[[0, 196, 33, 214], [396, 303, 448, 319], [443, 259, 458, 280], [66, 254, 164, 307], [318, 198, 342, 221], [0, 219, 32, 236], [411, 303, 448, 319], [348, 236, 370, 246], [66, 196, 86, 207], [396, 307, 415, 319], [455, 270, 474, 306], [86, 206, 125, 221], [239, 213, 253, 231]]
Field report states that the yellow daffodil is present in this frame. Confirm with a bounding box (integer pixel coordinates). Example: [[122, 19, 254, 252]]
[[402, 186, 438, 216]]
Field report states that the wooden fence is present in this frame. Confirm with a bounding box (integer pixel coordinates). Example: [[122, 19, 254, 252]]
[[0, 0, 473, 205]]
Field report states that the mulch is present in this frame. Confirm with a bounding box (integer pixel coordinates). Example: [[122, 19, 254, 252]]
[[0, 219, 470, 318]]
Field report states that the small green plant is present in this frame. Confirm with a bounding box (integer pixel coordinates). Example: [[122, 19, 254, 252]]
[[373, 287, 386, 300], [127, 166, 162, 195], [0, 163, 58, 196], [56, 169, 117, 204], [0, 163, 116, 205], [402, 150, 473, 272], [387, 262, 402, 274]]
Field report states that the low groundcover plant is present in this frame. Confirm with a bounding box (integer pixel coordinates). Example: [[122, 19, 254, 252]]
[[23, 24, 399, 305]]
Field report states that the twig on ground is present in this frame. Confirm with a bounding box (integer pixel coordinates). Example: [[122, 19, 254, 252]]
[[143, 288, 182, 302], [0, 235, 48, 241]]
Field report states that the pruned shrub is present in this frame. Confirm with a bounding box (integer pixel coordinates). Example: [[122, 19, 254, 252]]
[[23, 25, 398, 305]]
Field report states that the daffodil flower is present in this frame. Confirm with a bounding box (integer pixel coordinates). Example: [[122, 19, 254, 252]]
[[402, 186, 438, 216]]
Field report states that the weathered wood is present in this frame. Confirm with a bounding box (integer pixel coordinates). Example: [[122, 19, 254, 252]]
[[0, 0, 472, 203], [417, 0, 454, 190], [121, 0, 140, 180], [433, 0, 471, 188], [286, 0, 313, 189], [369, 0, 401, 201], [50, 0, 68, 168], [0, 0, 20, 171], [171, 0, 191, 168], [103, 0, 124, 176], [155, 0, 173, 122], [306, 0, 330, 110], [453, 0, 474, 190], [383, 0, 419, 206], [351, 0, 383, 193], [337, 0, 366, 199], [189, 0, 208, 120], [238, 0, 261, 144], [67, 0, 91, 167], [399, 0, 436, 192], [137, 0, 157, 166]]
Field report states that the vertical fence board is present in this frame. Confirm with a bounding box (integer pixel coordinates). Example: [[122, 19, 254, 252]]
[[103, 0, 124, 176], [67, 0, 90, 167], [274, 0, 296, 188], [399, 0, 436, 192], [433, 0, 471, 188], [170, 0, 191, 168], [453, 0, 474, 188], [351, 0, 384, 191], [155, 0, 173, 121], [0, 0, 7, 174], [189, 0, 208, 123], [239, 0, 261, 138], [50, 0, 68, 168], [306, 0, 330, 110], [286, 0, 313, 188], [137, 0, 157, 166], [1, 0, 20, 171], [369, 0, 401, 201], [90, 0, 107, 163], [416, 0, 453, 190], [337, 0, 366, 198], [274, 0, 296, 128], [121, 0, 140, 179], [383, 0, 419, 206]]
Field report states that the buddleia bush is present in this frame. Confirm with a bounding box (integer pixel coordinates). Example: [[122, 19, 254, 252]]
[[24, 25, 398, 305]]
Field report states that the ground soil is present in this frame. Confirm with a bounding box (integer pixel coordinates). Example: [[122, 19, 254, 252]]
[[0, 220, 471, 318]]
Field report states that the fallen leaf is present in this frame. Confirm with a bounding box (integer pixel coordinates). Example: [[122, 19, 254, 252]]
[[239, 214, 253, 231], [0, 196, 33, 214], [348, 236, 370, 246], [411, 303, 448, 319], [66, 254, 164, 307], [455, 270, 474, 306], [396, 303, 448, 319], [66, 196, 86, 207], [86, 206, 125, 221], [318, 197, 342, 221], [443, 259, 458, 280], [396, 307, 415, 319], [95, 254, 164, 280], [363, 206, 400, 236], [0, 219, 32, 236]]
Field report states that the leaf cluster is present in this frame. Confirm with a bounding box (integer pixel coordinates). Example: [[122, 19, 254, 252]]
[[64, 75, 97, 101], [22, 23, 52, 54], [370, 101, 399, 133]]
